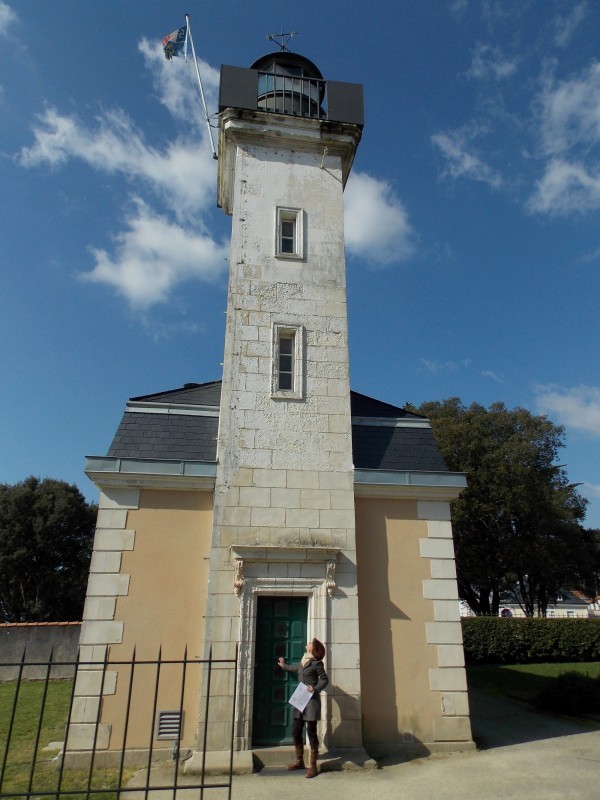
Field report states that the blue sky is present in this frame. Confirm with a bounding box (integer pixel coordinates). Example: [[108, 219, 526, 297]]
[[1, 0, 600, 527]]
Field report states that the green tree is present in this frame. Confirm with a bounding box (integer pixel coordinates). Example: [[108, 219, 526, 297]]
[[577, 528, 600, 601], [0, 477, 96, 622], [408, 399, 591, 616]]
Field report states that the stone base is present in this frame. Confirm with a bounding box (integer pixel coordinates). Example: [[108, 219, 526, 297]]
[[60, 747, 179, 771], [182, 749, 254, 775]]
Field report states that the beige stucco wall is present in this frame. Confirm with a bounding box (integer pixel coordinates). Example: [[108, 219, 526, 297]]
[[113, 489, 212, 656], [100, 489, 213, 751], [355, 497, 441, 753]]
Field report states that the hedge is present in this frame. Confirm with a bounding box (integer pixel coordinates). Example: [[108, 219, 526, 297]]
[[461, 617, 600, 665]]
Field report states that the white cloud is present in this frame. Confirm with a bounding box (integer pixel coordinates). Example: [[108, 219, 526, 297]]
[[467, 42, 517, 81], [0, 0, 15, 96], [449, 0, 468, 14], [535, 384, 600, 436], [431, 128, 503, 189], [0, 2, 16, 36], [537, 62, 600, 157], [19, 107, 216, 223], [344, 171, 415, 264], [529, 62, 600, 215], [581, 245, 600, 263], [138, 38, 220, 127], [83, 199, 227, 308], [482, 370, 503, 383], [528, 158, 600, 215], [421, 358, 471, 373], [583, 482, 600, 499], [553, 2, 588, 48], [18, 44, 226, 308]]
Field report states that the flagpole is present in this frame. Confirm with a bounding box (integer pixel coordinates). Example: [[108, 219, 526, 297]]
[[185, 14, 217, 159]]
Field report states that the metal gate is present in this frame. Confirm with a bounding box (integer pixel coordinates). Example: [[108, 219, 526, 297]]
[[0, 646, 237, 800]]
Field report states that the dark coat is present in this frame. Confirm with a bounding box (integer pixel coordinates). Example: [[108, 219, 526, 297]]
[[283, 658, 328, 721]]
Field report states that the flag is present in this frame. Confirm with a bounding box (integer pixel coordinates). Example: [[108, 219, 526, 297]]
[[162, 25, 187, 60]]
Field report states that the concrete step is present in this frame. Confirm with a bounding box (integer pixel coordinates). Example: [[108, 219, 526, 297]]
[[252, 746, 377, 772]]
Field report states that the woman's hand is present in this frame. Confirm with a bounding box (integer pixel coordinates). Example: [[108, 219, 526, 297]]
[[306, 685, 314, 693], [277, 657, 285, 668]]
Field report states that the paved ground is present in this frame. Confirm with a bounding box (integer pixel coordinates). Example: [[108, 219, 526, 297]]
[[230, 689, 600, 800], [130, 689, 600, 800]]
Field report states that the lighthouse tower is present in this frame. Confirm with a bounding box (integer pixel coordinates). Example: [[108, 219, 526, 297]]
[[202, 50, 365, 754]]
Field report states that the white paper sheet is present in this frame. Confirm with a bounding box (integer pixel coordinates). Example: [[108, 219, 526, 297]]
[[288, 682, 313, 712]]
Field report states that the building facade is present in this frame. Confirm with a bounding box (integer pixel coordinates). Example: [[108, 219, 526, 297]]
[[70, 51, 473, 767]]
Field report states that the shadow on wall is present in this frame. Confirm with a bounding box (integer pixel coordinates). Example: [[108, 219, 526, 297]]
[[323, 684, 432, 765], [323, 684, 361, 750]]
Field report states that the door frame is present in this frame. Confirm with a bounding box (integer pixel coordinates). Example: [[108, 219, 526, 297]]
[[231, 546, 338, 751]]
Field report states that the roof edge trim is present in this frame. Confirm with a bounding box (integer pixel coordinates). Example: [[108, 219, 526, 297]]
[[354, 468, 466, 487], [354, 468, 466, 500], [125, 401, 219, 417], [351, 416, 431, 429], [85, 457, 216, 492]]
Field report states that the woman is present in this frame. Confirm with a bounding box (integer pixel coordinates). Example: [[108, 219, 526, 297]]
[[277, 638, 328, 778]]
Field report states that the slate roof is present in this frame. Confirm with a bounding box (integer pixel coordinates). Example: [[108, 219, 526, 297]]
[[106, 381, 448, 473], [350, 391, 423, 420], [351, 424, 447, 471], [107, 413, 219, 462], [130, 381, 222, 407]]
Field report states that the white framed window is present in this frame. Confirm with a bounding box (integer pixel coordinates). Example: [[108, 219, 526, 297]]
[[271, 323, 304, 399], [278, 334, 294, 390], [275, 207, 303, 260]]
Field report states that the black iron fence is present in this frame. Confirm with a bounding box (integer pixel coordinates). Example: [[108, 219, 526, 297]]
[[0, 647, 237, 800]]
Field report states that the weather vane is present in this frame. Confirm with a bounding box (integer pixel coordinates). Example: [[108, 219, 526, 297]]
[[266, 30, 297, 52]]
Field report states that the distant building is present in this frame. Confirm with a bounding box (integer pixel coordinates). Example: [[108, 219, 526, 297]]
[[498, 589, 592, 619], [69, 49, 472, 766]]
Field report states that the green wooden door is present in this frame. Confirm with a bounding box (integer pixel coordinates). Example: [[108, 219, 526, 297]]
[[252, 596, 307, 745]]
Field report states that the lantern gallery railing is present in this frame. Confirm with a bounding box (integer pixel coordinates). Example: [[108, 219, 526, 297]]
[[218, 65, 364, 127], [256, 71, 326, 119]]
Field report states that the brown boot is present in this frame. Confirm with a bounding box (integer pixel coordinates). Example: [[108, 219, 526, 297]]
[[287, 743, 305, 770], [305, 747, 318, 778]]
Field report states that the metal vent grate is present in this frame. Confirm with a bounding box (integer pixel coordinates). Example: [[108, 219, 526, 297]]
[[156, 710, 182, 740]]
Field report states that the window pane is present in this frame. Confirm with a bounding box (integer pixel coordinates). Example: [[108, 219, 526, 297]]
[[279, 355, 292, 372], [279, 373, 292, 390], [276, 331, 296, 392], [280, 216, 295, 254]]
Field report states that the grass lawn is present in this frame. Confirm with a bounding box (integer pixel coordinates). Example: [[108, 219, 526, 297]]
[[467, 662, 600, 709], [0, 679, 128, 799]]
